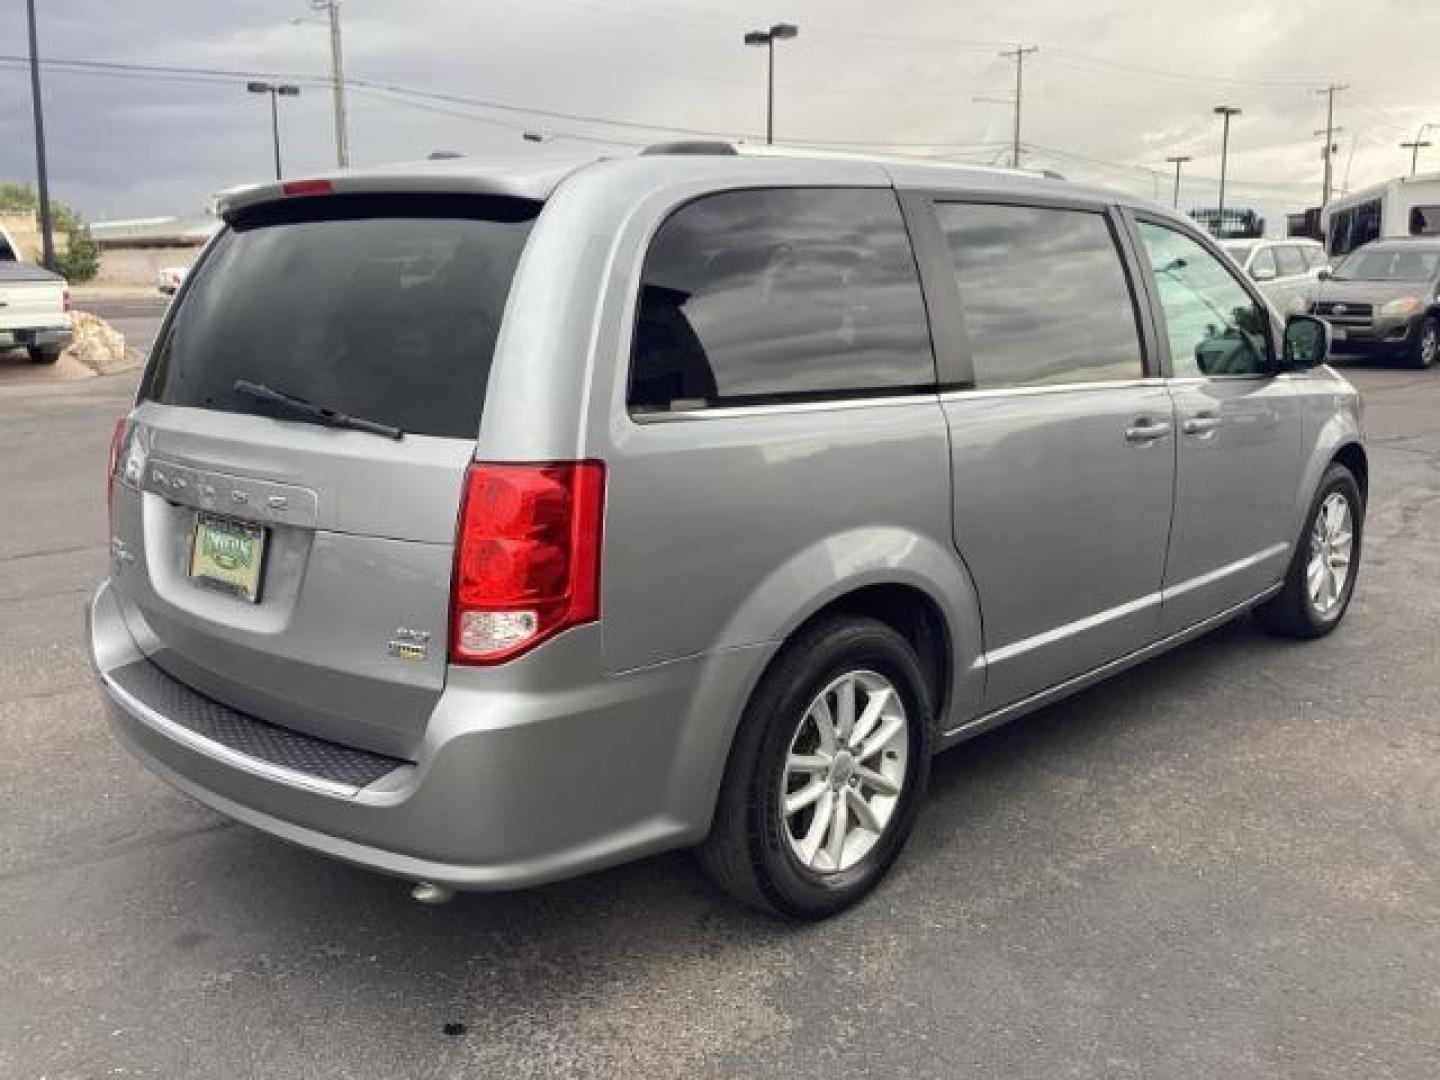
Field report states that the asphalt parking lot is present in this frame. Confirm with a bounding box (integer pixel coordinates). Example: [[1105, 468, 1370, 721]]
[[1, 360, 1437, 1079]]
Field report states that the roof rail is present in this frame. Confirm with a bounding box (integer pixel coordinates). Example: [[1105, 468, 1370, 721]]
[[641, 141, 737, 156]]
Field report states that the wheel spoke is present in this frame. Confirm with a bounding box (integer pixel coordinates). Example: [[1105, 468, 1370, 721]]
[[785, 779, 828, 816], [849, 686, 892, 748], [845, 787, 882, 833], [795, 789, 834, 865], [856, 714, 905, 763], [854, 764, 900, 796], [787, 753, 830, 776], [810, 696, 839, 754], [1306, 557, 1325, 600], [834, 678, 858, 741], [825, 791, 848, 867]]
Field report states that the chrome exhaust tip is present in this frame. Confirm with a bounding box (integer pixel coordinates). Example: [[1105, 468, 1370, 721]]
[[411, 881, 455, 905]]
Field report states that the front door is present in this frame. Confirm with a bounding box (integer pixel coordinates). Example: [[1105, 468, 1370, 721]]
[[1132, 218, 1304, 633]]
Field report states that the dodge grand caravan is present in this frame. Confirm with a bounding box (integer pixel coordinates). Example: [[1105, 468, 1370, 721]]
[[90, 146, 1366, 918]]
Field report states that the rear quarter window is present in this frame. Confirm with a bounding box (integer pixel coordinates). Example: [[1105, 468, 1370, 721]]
[[143, 194, 538, 439], [628, 187, 934, 412]]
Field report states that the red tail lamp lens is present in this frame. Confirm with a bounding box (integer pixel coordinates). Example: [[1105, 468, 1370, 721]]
[[450, 462, 605, 664]]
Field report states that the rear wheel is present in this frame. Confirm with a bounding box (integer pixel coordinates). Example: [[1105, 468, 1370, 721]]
[[698, 617, 933, 919], [27, 345, 61, 365], [1254, 463, 1362, 639], [1408, 315, 1438, 369]]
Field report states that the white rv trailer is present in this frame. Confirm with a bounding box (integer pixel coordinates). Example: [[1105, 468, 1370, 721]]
[[1322, 173, 1440, 258]]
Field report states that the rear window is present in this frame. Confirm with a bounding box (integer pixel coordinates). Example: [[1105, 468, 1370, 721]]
[[143, 194, 538, 439], [1274, 245, 1308, 277], [629, 187, 934, 412]]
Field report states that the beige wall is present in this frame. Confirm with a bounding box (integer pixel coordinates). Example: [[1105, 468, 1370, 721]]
[[0, 210, 70, 262], [96, 246, 202, 286], [0, 211, 40, 261]]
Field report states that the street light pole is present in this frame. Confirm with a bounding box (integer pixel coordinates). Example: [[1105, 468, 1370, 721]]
[[743, 23, 798, 145], [1165, 155, 1192, 209], [23, 0, 55, 271], [1213, 105, 1241, 237], [247, 82, 301, 181]]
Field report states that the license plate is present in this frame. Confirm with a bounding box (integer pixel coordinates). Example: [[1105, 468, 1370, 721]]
[[189, 514, 267, 602]]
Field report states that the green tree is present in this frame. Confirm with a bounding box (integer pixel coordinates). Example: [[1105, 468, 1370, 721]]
[[0, 182, 100, 282]]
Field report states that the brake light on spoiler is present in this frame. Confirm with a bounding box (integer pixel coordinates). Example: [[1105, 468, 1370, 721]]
[[281, 179, 334, 197]]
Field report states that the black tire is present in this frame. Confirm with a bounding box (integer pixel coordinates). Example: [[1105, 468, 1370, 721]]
[[1408, 315, 1438, 370], [697, 616, 933, 920], [27, 345, 60, 365], [1254, 463, 1363, 639]]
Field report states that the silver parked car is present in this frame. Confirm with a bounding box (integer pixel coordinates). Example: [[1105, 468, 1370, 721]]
[[91, 146, 1366, 918], [1222, 237, 1329, 314]]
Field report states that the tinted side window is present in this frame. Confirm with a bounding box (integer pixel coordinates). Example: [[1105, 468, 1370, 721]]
[[935, 202, 1143, 388], [629, 188, 933, 412], [1274, 245, 1308, 277], [1410, 205, 1440, 235], [1137, 221, 1271, 378]]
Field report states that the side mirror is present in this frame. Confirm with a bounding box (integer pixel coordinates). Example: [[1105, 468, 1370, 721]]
[[1283, 314, 1330, 370], [1317, 268, 1332, 281]]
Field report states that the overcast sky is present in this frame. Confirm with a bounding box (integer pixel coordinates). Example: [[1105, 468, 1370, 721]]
[[1, 0, 1437, 233]]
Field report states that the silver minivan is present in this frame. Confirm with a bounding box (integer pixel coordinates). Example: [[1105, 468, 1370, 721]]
[[91, 146, 1366, 918]]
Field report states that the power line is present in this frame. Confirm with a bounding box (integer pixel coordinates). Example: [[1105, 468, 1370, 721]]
[[1041, 50, 1337, 91]]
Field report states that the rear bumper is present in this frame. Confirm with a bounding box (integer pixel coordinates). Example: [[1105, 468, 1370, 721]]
[[0, 326, 71, 350], [89, 580, 772, 890]]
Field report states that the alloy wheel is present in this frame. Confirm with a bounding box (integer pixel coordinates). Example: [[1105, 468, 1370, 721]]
[[780, 670, 909, 874], [1307, 491, 1354, 616]]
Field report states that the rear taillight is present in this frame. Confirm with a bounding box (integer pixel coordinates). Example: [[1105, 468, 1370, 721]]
[[107, 417, 130, 530], [449, 461, 605, 665]]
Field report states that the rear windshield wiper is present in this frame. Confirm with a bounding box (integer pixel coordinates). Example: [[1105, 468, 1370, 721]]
[[233, 380, 404, 440]]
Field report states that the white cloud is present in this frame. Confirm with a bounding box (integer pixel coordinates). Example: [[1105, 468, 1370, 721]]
[[0, 0, 1436, 231]]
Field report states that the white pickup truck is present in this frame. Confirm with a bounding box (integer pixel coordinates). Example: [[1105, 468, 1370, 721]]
[[0, 260, 72, 364]]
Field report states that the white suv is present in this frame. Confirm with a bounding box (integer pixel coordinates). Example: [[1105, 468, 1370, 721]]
[[1222, 238, 1329, 313]]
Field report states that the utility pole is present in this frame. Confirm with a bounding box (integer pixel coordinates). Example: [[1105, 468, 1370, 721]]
[[24, 0, 55, 271], [313, 0, 350, 167], [998, 45, 1038, 169], [1315, 84, 1347, 209], [1401, 140, 1432, 177], [1165, 155, 1192, 209]]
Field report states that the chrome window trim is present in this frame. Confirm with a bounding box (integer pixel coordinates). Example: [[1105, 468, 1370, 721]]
[[937, 378, 1165, 401], [629, 392, 943, 422], [629, 370, 1291, 418]]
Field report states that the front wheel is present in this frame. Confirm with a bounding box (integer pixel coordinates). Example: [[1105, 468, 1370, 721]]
[[698, 617, 933, 919], [1408, 315, 1438, 369], [1254, 463, 1363, 639], [27, 345, 61, 365]]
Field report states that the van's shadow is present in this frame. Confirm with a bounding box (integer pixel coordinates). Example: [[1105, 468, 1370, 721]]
[[171, 613, 1291, 1029]]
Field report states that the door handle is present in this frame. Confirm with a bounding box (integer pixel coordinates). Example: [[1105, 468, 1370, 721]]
[[1124, 418, 1172, 443], [1182, 414, 1223, 436]]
